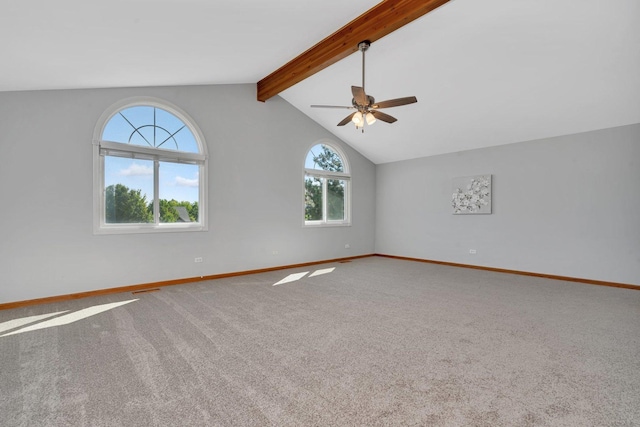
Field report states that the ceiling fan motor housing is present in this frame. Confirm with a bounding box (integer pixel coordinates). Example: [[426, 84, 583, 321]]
[[352, 95, 375, 109]]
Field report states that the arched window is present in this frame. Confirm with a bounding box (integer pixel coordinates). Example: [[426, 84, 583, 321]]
[[304, 142, 351, 226], [93, 97, 207, 234]]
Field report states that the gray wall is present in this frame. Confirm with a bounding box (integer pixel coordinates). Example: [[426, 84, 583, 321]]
[[1, 83, 637, 305], [375, 124, 640, 285], [0, 84, 376, 304]]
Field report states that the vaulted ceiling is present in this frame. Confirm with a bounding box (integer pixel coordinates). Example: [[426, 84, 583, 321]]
[[2, 0, 638, 164]]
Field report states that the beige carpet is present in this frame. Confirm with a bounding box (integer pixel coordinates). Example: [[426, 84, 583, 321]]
[[1, 257, 639, 426]]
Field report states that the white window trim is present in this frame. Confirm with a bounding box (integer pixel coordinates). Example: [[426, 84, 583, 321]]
[[303, 141, 351, 227], [93, 97, 208, 235]]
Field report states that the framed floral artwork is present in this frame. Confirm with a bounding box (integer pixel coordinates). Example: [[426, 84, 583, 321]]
[[452, 175, 492, 214]]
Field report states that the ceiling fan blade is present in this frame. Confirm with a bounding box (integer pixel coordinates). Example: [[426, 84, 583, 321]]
[[372, 96, 418, 109], [310, 105, 355, 109], [371, 110, 397, 123], [352, 86, 367, 106], [337, 112, 357, 126]]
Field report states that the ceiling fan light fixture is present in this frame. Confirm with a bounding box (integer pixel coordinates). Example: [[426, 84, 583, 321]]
[[352, 111, 363, 125], [365, 112, 376, 125]]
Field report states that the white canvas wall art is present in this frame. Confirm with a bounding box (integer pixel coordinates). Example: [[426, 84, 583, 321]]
[[452, 175, 492, 214]]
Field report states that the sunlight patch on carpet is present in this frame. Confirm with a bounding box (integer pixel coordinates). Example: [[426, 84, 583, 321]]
[[0, 311, 69, 334], [309, 267, 335, 277], [273, 267, 336, 286], [1, 299, 138, 337], [273, 272, 309, 286]]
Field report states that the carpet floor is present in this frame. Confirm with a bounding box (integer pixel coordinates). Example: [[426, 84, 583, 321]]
[[1, 257, 639, 426]]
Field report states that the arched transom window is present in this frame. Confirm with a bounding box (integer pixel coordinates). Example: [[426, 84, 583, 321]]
[[93, 98, 208, 234], [304, 142, 351, 226]]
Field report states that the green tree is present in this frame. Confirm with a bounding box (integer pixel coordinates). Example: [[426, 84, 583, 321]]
[[160, 199, 179, 223], [313, 146, 343, 173], [188, 201, 199, 222], [305, 177, 323, 220], [105, 183, 198, 223], [105, 184, 153, 223], [149, 199, 199, 222]]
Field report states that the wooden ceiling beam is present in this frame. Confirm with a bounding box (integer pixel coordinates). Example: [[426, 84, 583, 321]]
[[256, 0, 451, 102]]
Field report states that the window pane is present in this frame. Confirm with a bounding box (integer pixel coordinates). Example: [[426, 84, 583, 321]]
[[102, 106, 199, 153], [327, 179, 345, 221], [104, 157, 153, 223], [155, 108, 199, 153], [158, 162, 199, 223], [305, 144, 344, 172], [305, 176, 323, 221]]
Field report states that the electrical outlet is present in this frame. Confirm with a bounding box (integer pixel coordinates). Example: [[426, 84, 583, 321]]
[[194, 257, 203, 263], [469, 249, 477, 255], [345, 244, 350, 249]]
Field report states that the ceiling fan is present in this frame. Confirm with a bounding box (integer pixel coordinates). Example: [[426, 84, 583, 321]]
[[311, 40, 417, 132]]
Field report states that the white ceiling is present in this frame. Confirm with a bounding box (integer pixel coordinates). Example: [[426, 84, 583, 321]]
[[2, 0, 639, 164]]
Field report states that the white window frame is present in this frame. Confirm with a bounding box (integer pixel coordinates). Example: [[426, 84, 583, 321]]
[[93, 97, 208, 234], [303, 141, 351, 227]]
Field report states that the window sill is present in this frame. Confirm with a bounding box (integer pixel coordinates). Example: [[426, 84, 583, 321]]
[[94, 223, 207, 235], [303, 221, 351, 228]]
